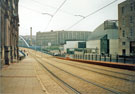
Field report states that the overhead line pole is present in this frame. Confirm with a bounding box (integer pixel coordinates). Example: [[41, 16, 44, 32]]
[[44, 0, 67, 31]]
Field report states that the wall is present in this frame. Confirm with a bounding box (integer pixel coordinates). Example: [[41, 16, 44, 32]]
[[86, 40, 100, 54], [0, 0, 19, 66], [64, 41, 80, 52], [118, 0, 135, 56], [109, 39, 119, 55], [0, 4, 2, 69]]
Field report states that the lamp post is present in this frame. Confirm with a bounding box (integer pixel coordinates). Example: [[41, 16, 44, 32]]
[[42, 13, 53, 31], [42, 13, 53, 17], [74, 15, 85, 19]]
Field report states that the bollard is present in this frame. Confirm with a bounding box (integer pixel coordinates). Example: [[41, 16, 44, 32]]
[[100, 55, 101, 61], [85, 55, 87, 60], [123, 55, 126, 63], [116, 55, 118, 62], [132, 56, 135, 64], [96, 54, 97, 60], [110, 54, 112, 62], [104, 55, 106, 61]]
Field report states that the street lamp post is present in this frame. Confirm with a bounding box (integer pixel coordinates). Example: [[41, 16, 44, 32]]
[[42, 13, 53, 17], [74, 15, 85, 19]]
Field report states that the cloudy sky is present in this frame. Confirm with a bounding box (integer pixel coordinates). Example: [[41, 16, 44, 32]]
[[19, 0, 125, 35]]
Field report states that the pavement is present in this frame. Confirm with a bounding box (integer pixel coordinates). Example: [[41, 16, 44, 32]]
[[0, 50, 69, 94], [0, 55, 46, 94]]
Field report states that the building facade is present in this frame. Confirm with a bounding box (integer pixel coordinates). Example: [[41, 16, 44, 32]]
[[0, 0, 19, 67], [87, 20, 119, 55], [118, 0, 135, 56], [36, 30, 91, 47]]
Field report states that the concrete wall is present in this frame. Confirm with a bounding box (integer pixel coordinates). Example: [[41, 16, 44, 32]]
[[64, 41, 80, 52], [86, 40, 100, 54], [109, 39, 119, 55]]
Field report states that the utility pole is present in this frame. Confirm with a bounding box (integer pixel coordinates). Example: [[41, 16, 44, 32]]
[[30, 27, 32, 46]]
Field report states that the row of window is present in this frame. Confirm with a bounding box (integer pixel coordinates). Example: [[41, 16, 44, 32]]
[[122, 16, 134, 25], [121, 2, 135, 14], [122, 28, 134, 37]]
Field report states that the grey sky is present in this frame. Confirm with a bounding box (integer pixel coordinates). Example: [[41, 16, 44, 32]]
[[19, 0, 125, 35]]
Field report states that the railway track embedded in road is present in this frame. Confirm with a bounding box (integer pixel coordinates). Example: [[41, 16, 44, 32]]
[[35, 57, 124, 94], [50, 58, 135, 82], [30, 51, 133, 94], [31, 54, 81, 94]]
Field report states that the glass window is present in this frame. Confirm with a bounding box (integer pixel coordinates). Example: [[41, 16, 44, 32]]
[[130, 3, 133, 11], [122, 18, 125, 25], [130, 28, 133, 36], [122, 30, 125, 37], [122, 42, 126, 45], [122, 7, 125, 14], [130, 16, 133, 23], [134, 2, 135, 10]]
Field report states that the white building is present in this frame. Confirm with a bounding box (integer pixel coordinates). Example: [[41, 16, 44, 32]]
[[87, 20, 119, 55], [64, 41, 84, 53]]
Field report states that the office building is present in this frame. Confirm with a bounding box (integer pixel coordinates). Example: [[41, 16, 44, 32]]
[[36, 30, 91, 47]]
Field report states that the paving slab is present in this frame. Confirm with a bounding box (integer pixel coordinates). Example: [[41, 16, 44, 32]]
[[0, 56, 46, 94]]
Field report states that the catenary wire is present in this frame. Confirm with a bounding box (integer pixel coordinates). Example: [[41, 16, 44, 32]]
[[66, 0, 118, 30], [44, 0, 67, 31]]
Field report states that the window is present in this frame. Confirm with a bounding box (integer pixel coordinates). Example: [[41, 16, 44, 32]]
[[122, 30, 125, 37], [130, 28, 133, 36], [130, 16, 133, 23], [119, 27, 121, 30], [122, 42, 126, 45], [122, 18, 125, 25], [130, 3, 133, 11], [122, 7, 125, 14], [134, 2, 135, 10]]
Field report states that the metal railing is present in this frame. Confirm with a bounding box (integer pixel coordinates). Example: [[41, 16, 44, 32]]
[[73, 54, 135, 64]]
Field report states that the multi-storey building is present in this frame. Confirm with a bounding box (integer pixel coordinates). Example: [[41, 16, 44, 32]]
[[118, 0, 135, 56], [0, 0, 19, 67], [36, 30, 91, 46]]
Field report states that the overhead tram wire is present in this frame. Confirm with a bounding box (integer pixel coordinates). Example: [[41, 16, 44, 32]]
[[44, 0, 67, 31], [66, 0, 118, 30], [31, 0, 73, 16]]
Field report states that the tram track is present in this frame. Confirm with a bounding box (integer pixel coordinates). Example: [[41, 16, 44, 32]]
[[35, 56, 127, 94], [30, 51, 134, 94], [52, 58, 135, 76], [50, 58, 135, 82], [31, 53, 81, 94]]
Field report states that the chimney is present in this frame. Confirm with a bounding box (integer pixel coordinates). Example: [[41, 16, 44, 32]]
[[30, 27, 32, 46]]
